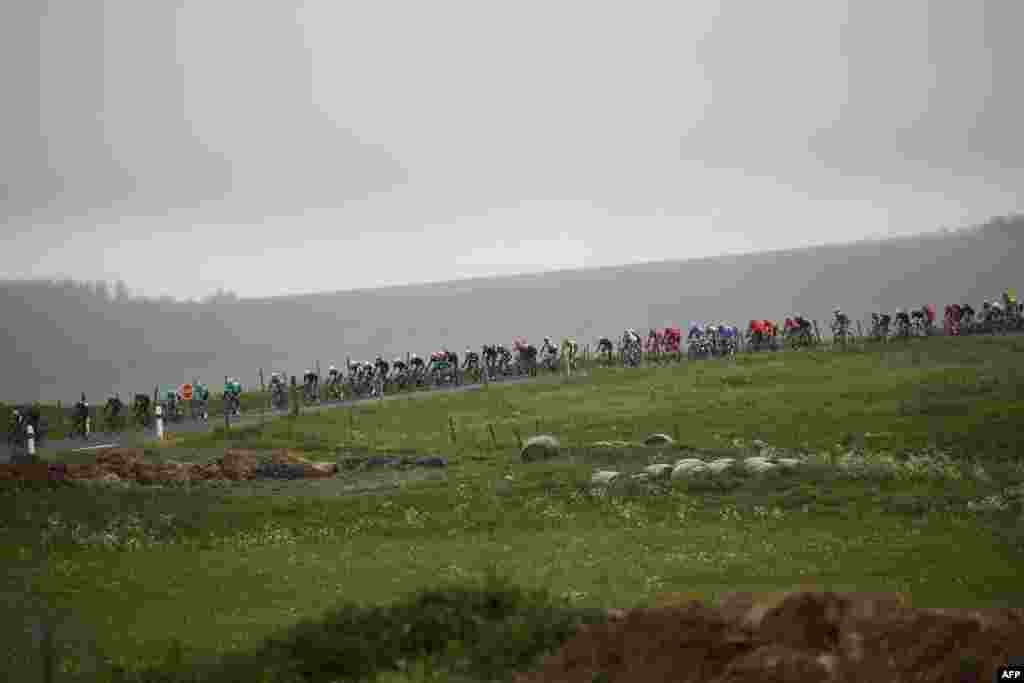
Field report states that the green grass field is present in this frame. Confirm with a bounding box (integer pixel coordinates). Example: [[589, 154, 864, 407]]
[[3, 335, 1024, 682]]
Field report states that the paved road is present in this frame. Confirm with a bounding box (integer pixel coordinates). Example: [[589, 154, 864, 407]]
[[8, 329, 1016, 461], [1, 373, 549, 460]]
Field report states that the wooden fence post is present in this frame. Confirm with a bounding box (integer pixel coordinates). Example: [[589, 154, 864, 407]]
[[261, 378, 266, 431]]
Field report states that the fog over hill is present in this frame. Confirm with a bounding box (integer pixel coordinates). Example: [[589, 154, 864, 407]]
[[1, 215, 1021, 404]]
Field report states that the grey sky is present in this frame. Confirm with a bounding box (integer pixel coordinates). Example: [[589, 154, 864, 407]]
[[2, 1, 1021, 300]]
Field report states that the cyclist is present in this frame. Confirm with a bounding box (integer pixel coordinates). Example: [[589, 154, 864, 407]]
[[73, 393, 90, 439], [224, 378, 242, 416], [561, 337, 579, 371], [192, 381, 210, 420], [104, 393, 124, 433]]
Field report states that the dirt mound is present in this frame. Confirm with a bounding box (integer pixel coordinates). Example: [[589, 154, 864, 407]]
[[266, 450, 338, 478], [514, 591, 1023, 683], [0, 463, 65, 482], [1, 448, 337, 486], [218, 449, 262, 481]]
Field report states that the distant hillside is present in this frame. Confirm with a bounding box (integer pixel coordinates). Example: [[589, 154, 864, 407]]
[[1, 215, 1021, 403]]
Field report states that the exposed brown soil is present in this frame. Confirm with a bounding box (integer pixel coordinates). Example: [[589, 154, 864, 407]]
[[515, 591, 1023, 683], [0, 447, 337, 485]]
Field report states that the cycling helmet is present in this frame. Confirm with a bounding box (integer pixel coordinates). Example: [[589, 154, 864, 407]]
[[394, 357, 402, 364]]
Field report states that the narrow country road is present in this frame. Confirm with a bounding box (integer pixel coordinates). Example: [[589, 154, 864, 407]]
[[2, 373, 551, 460]]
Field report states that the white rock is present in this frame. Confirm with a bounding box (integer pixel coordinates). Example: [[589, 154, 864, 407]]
[[643, 464, 674, 479], [671, 461, 708, 479], [744, 457, 777, 473], [520, 435, 560, 462], [776, 458, 801, 468], [674, 457, 705, 468], [644, 433, 674, 446], [591, 470, 621, 486], [707, 458, 735, 474]]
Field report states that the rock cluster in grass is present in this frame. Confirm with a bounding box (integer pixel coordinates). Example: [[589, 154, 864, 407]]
[[515, 590, 1024, 683], [336, 454, 449, 471], [590, 453, 803, 488], [0, 448, 338, 486], [584, 438, 988, 488]]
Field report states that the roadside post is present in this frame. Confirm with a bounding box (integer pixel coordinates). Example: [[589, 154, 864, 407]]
[[155, 405, 164, 441], [26, 424, 35, 457], [224, 375, 230, 433]]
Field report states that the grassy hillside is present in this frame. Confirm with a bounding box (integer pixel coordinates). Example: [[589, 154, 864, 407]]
[[1, 215, 1022, 403], [2, 333, 1022, 681]]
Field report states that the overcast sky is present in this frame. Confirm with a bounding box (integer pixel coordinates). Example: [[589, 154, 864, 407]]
[[2, 1, 1022, 300]]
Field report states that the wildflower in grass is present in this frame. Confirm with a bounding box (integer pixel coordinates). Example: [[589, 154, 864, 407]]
[[719, 505, 742, 522], [967, 495, 1010, 513], [404, 506, 427, 528], [644, 575, 665, 591]]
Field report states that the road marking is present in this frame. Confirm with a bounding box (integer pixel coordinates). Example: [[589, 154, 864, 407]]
[[70, 443, 119, 452]]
